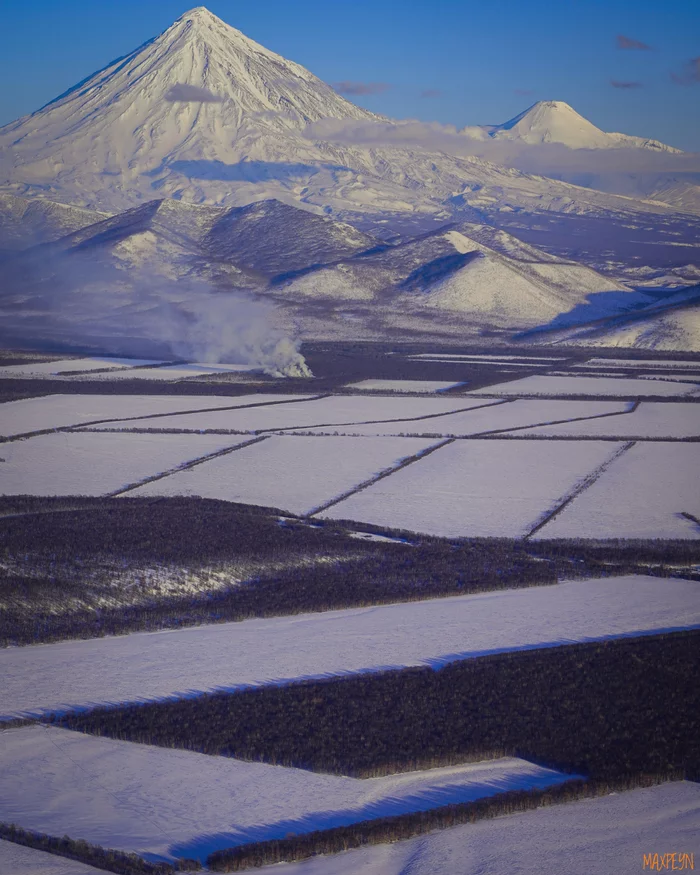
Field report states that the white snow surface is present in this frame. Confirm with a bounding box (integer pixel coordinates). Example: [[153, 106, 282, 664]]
[[468, 375, 700, 398], [0, 840, 106, 875], [576, 358, 700, 370], [0, 726, 573, 863], [345, 379, 465, 393], [90, 363, 262, 381], [534, 442, 700, 540], [0, 393, 311, 438], [320, 439, 622, 538], [0, 358, 164, 378], [0, 432, 252, 496], [2, 575, 696, 720], [127, 434, 440, 514], [510, 401, 700, 439], [89, 394, 476, 433], [281, 781, 700, 875]]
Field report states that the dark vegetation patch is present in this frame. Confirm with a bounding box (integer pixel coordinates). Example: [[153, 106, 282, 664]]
[[60, 630, 700, 781], [0, 822, 200, 873], [2, 496, 698, 646], [204, 773, 681, 872]]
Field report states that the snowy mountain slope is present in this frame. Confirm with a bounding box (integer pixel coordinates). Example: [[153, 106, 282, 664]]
[[0, 6, 691, 234], [0, 193, 109, 251], [276, 224, 638, 329], [482, 101, 681, 152]]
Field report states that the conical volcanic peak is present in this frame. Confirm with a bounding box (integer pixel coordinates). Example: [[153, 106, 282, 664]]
[[487, 100, 681, 152], [0, 5, 378, 209]]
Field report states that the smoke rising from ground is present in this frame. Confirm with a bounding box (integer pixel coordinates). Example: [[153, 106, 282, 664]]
[[0, 245, 312, 378]]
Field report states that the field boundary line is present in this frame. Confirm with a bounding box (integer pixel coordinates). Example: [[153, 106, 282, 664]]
[[0, 394, 329, 443], [308, 438, 454, 518], [524, 440, 637, 540], [259, 399, 513, 435], [108, 435, 269, 497], [464, 400, 640, 439]]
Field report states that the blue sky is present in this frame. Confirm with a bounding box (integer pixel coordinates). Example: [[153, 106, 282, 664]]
[[1, 0, 699, 150]]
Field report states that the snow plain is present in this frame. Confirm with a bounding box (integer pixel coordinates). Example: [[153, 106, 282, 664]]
[[0, 357, 164, 378], [91, 395, 480, 433], [468, 375, 700, 398], [91, 363, 261, 381], [0, 840, 106, 875], [0, 431, 252, 496], [345, 379, 465, 393], [0, 726, 574, 864], [576, 358, 700, 370], [2, 576, 697, 721], [127, 434, 440, 514], [320, 439, 622, 538], [510, 401, 700, 439], [0, 393, 311, 438], [281, 781, 700, 875], [534, 442, 700, 540]]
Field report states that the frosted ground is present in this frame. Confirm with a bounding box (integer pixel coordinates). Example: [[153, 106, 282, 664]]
[[280, 781, 700, 875], [468, 374, 700, 398], [0, 726, 572, 863], [2, 576, 697, 721]]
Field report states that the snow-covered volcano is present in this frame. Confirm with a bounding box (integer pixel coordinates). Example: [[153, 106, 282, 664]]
[[484, 100, 681, 152], [0, 7, 380, 210]]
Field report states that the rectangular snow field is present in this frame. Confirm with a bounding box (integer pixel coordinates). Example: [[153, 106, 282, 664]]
[[320, 439, 622, 538], [345, 379, 466, 393], [91, 394, 474, 434], [371, 399, 631, 438], [2, 575, 697, 720], [408, 354, 567, 362], [0, 726, 572, 864], [533, 442, 700, 541], [509, 402, 700, 439], [0, 393, 311, 438], [576, 358, 700, 370], [128, 434, 439, 515], [0, 432, 253, 497], [278, 781, 700, 875], [92, 362, 261, 381], [468, 375, 700, 398], [0, 357, 165, 378]]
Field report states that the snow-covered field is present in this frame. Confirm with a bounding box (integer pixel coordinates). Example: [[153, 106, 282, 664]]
[[0, 726, 573, 864], [2, 576, 697, 720], [0, 840, 106, 875], [91, 394, 477, 433], [510, 401, 700, 439], [0, 431, 252, 496], [91, 362, 261, 381], [320, 439, 622, 538], [407, 354, 568, 362], [280, 781, 700, 875], [0, 357, 163, 378], [534, 442, 700, 540], [0, 393, 311, 438], [576, 358, 700, 370], [345, 379, 466, 393], [469, 375, 700, 398], [128, 434, 439, 514]]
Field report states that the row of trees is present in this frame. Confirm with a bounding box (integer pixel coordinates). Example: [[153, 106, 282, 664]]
[[206, 772, 685, 871], [62, 630, 700, 780], [0, 822, 200, 873]]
